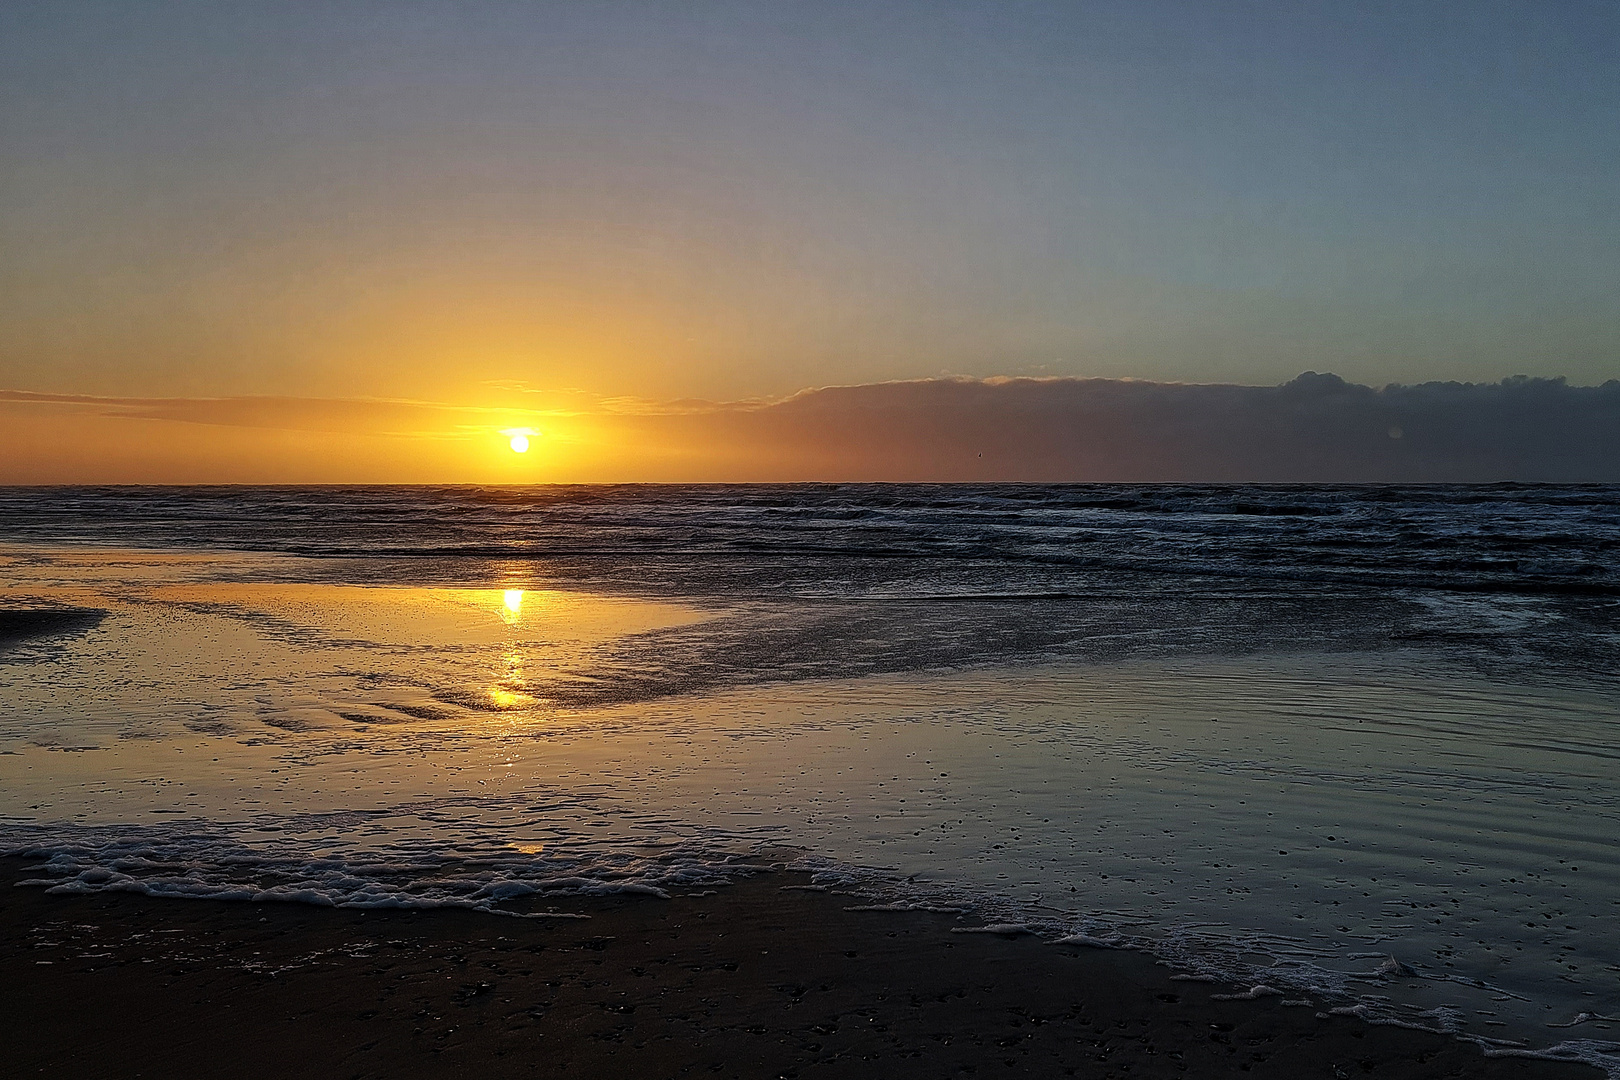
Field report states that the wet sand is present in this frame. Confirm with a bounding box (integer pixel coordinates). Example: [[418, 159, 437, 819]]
[[1, 858, 1598, 1079], [0, 607, 103, 645]]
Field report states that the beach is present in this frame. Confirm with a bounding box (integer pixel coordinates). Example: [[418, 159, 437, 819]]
[[3, 856, 1601, 1079], [3, 485, 1618, 1075]]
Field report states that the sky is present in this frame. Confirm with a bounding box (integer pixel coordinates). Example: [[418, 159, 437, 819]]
[[1, 1, 1616, 481]]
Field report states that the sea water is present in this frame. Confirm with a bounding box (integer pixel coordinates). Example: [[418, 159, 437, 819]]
[[1, 485, 1617, 1069]]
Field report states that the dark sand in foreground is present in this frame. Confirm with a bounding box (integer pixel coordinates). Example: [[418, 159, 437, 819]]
[[2, 858, 1598, 1079]]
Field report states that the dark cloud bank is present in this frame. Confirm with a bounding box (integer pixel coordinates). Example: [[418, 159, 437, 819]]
[[688, 373, 1620, 482]]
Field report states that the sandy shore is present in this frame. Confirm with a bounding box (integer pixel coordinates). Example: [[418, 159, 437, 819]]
[[1, 856, 1599, 1079]]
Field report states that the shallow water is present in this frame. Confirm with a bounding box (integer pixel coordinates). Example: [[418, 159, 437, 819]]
[[2, 485, 1618, 1069]]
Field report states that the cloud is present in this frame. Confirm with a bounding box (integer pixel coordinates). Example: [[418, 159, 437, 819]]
[[0, 390, 508, 437], [617, 372, 1620, 482]]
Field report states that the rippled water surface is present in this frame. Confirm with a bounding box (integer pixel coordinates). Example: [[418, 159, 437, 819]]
[[2, 485, 1617, 1068]]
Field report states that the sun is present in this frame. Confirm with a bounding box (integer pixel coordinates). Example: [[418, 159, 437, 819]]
[[500, 427, 538, 454]]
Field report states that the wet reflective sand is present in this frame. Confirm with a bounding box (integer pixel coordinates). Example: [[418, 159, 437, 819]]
[[2, 543, 1618, 1066]]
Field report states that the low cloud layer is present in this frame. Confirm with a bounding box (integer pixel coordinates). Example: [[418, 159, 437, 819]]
[[3, 373, 1616, 483], [0, 390, 496, 434], [684, 372, 1620, 482]]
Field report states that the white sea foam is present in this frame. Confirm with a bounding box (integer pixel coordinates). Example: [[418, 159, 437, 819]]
[[1551, 1014, 1620, 1029], [4, 825, 764, 917], [1055, 933, 1127, 949], [1211, 985, 1283, 1001]]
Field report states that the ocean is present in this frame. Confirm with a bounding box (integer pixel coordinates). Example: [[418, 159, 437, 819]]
[[2, 484, 1617, 1069]]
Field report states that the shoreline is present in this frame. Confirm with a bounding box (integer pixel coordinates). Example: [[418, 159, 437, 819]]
[[2, 857, 1601, 1079]]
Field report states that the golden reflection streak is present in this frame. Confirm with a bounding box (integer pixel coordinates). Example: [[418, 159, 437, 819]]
[[488, 634, 537, 710]]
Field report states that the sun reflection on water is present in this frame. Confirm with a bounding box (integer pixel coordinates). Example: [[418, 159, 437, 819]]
[[488, 640, 539, 711], [17, 567, 708, 729]]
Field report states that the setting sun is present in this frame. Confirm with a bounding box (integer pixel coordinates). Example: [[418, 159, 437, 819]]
[[500, 427, 538, 455]]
